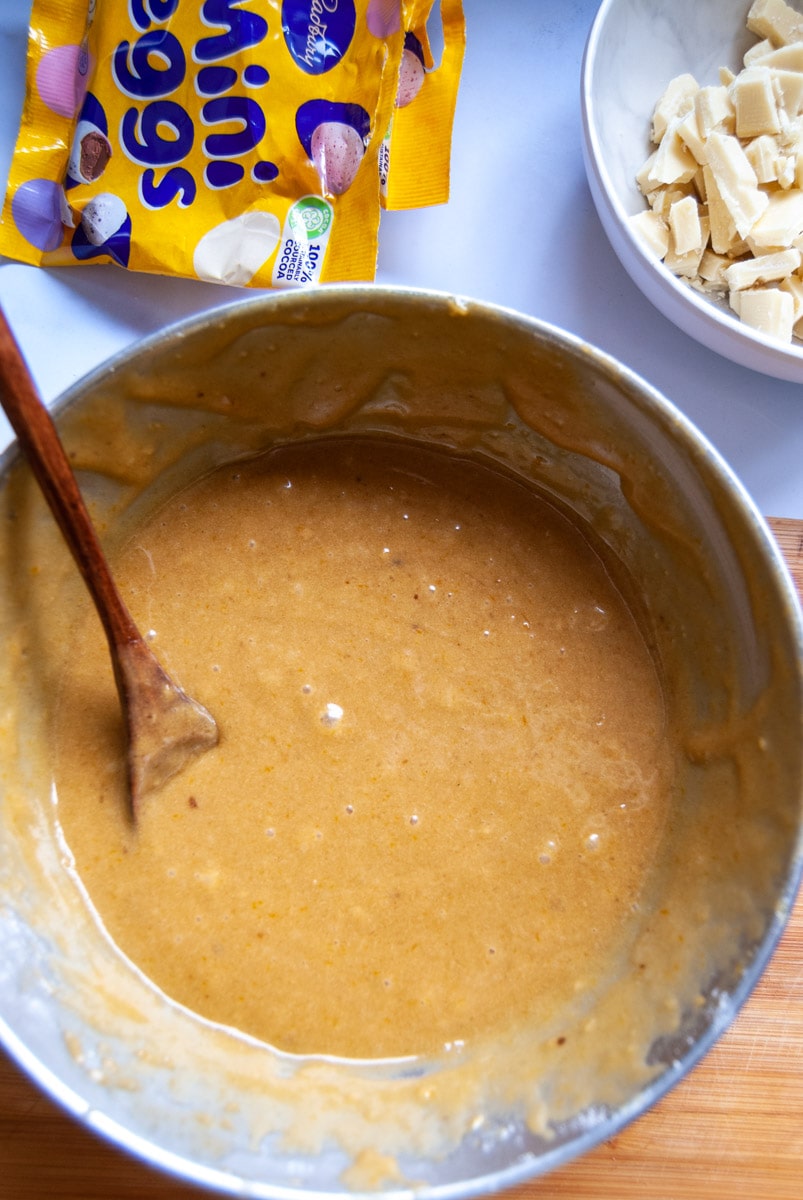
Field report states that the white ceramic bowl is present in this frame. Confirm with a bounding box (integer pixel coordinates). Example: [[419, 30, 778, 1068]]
[[582, 0, 803, 382]]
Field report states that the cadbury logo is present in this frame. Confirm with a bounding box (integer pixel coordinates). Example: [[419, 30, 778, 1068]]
[[281, 0, 356, 75]]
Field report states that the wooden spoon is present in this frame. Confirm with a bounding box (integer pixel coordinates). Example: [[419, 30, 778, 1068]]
[[0, 308, 218, 817]]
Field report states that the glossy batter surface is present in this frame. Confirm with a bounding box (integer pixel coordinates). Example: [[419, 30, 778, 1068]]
[[54, 437, 672, 1060]]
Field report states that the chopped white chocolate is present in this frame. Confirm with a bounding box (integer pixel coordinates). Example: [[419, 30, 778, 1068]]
[[693, 166, 708, 201], [749, 187, 803, 244], [770, 67, 803, 115], [732, 66, 782, 136], [636, 151, 659, 196], [777, 152, 797, 186], [779, 271, 803, 317], [750, 41, 803, 70], [698, 248, 732, 288], [669, 194, 703, 254], [665, 214, 710, 277], [702, 162, 741, 253], [634, 8, 803, 343], [677, 109, 708, 164], [725, 246, 801, 289], [652, 73, 699, 143], [745, 37, 776, 65], [695, 86, 736, 137], [648, 119, 699, 185], [778, 111, 803, 149], [746, 132, 782, 181], [731, 285, 795, 339], [629, 209, 670, 259], [704, 131, 769, 236], [747, 0, 803, 47], [649, 183, 694, 219]]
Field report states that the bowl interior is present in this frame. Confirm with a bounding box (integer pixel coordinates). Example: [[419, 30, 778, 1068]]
[[0, 287, 801, 1196]]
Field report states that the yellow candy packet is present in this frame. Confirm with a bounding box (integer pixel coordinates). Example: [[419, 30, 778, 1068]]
[[379, 0, 466, 211], [0, 1, 408, 287]]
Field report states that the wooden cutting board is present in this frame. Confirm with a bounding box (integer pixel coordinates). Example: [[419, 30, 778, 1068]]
[[1, 517, 801, 1200]]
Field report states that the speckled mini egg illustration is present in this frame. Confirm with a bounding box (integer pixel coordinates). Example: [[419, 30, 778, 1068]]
[[397, 32, 426, 108], [71, 193, 131, 268], [296, 99, 371, 196], [80, 193, 126, 246]]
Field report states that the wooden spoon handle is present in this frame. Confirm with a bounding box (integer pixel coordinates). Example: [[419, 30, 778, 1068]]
[[0, 308, 140, 651]]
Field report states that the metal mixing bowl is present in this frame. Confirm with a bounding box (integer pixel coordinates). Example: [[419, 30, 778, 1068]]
[[0, 286, 801, 1196]]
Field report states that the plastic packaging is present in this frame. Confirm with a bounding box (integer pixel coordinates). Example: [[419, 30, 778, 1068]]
[[380, 0, 466, 210], [0, 1, 444, 288]]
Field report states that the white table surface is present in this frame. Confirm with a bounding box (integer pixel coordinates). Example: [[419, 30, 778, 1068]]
[[0, 0, 801, 518]]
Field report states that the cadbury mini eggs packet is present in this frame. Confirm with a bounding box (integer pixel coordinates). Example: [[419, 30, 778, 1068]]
[[0, 1, 464, 288], [379, 0, 465, 210]]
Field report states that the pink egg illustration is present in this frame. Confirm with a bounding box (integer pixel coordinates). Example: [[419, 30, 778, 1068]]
[[311, 122, 365, 195], [397, 47, 426, 108], [36, 44, 92, 119], [366, 0, 401, 38]]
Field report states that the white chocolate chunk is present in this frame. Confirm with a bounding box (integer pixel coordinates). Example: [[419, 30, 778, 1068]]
[[704, 131, 769, 236], [770, 67, 803, 115], [648, 183, 694, 218], [745, 132, 782, 180], [731, 66, 781, 136], [635, 150, 658, 196], [779, 271, 803, 317], [745, 38, 776, 65], [777, 152, 797, 186], [665, 214, 710, 276], [778, 111, 803, 148], [731, 285, 795, 339], [725, 246, 801, 289], [648, 119, 699, 186], [677, 109, 708, 163], [652, 73, 699, 143], [750, 41, 803, 70], [695, 85, 736, 136], [749, 187, 803, 244], [669, 194, 703, 253], [747, 0, 803, 46], [698, 248, 732, 288], [702, 162, 740, 253], [629, 210, 670, 259], [692, 166, 708, 201]]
